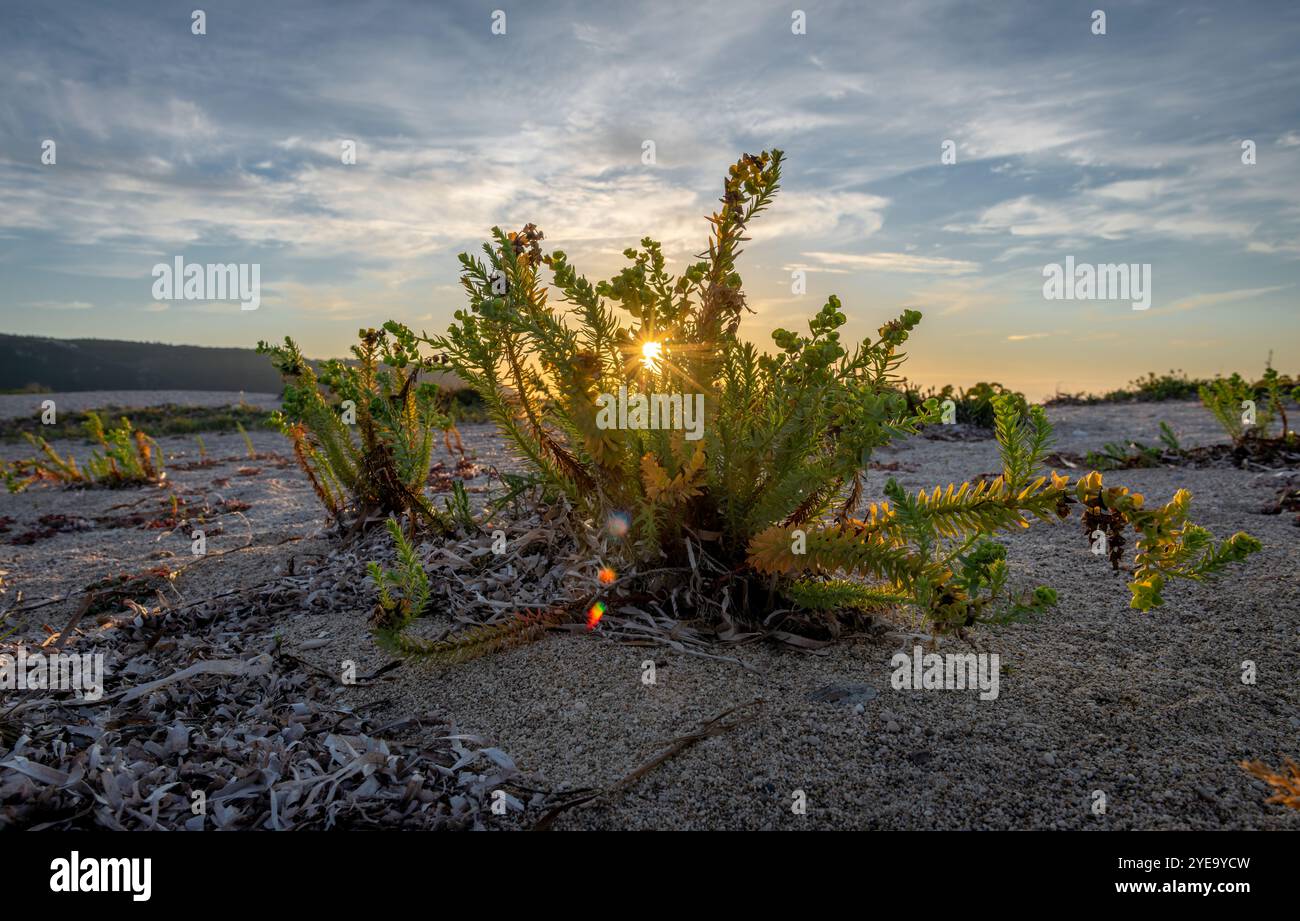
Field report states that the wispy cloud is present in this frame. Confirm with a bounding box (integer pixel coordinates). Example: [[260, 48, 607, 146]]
[[1158, 284, 1292, 314], [802, 251, 979, 275]]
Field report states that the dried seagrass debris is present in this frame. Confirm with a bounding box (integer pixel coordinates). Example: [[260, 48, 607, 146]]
[[428, 458, 485, 492], [0, 555, 555, 830], [76, 567, 179, 620], [1071, 429, 1300, 472], [328, 483, 775, 666]]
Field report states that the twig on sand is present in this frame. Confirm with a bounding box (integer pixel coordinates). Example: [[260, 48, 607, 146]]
[[532, 698, 766, 831], [52, 595, 94, 651]]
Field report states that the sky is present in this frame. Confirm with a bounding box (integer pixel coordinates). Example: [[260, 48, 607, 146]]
[[1, 0, 1298, 399]]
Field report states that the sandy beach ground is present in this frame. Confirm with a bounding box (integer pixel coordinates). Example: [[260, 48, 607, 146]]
[[1, 396, 1296, 829]]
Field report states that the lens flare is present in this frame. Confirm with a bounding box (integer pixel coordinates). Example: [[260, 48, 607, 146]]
[[640, 340, 663, 373], [606, 511, 631, 538], [598, 566, 617, 585], [586, 601, 607, 630]]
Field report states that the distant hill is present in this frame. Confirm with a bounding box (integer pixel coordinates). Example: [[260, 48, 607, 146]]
[[0, 334, 285, 393], [0, 333, 470, 395]]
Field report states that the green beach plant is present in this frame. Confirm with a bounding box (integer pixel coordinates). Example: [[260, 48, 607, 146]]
[[1198, 363, 1299, 446], [410, 150, 1259, 633], [368, 517, 431, 636], [5, 412, 164, 492], [257, 326, 454, 530], [368, 517, 568, 661]]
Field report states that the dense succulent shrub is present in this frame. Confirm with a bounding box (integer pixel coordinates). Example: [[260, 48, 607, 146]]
[[410, 150, 1260, 632], [257, 325, 455, 530], [5, 412, 164, 492], [425, 153, 944, 562]]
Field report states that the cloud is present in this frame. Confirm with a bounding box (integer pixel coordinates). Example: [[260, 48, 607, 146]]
[[801, 251, 978, 275], [1159, 284, 1292, 314], [28, 300, 93, 311], [952, 184, 1260, 244], [1247, 240, 1300, 257]]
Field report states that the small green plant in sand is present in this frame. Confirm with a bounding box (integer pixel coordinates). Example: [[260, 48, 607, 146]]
[[368, 517, 564, 661], [235, 421, 257, 459], [1085, 422, 1183, 471], [257, 326, 456, 530], [4, 412, 164, 492], [1199, 363, 1298, 447], [368, 518, 431, 637]]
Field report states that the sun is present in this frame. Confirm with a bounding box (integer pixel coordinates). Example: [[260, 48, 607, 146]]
[[640, 340, 664, 373]]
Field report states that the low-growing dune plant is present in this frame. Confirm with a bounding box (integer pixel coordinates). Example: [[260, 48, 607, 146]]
[[257, 326, 455, 530], [368, 516, 564, 660], [1199, 363, 1298, 447], [1125, 369, 1205, 402], [402, 149, 1259, 635], [0, 403, 274, 443], [1199, 374, 1265, 444], [4, 412, 164, 492], [368, 517, 431, 636], [1084, 421, 1183, 471], [235, 421, 257, 459]]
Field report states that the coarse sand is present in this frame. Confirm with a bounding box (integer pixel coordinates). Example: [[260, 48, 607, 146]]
[[2, 398, 1297, 829]]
